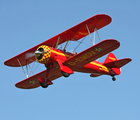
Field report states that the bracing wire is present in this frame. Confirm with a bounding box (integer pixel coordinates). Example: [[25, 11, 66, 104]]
[[33, 62, 40, 73], [73, 36, 86, 52]]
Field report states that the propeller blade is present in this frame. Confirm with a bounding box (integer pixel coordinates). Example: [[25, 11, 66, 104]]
[[25, 50, 49, 60], [25, 52, 35, 59]]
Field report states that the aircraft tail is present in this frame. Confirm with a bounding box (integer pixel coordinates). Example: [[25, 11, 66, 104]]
[[104, 53, 131, 75]]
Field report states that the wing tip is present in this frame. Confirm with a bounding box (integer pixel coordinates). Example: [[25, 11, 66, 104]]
[[15, 82, 40, 89]]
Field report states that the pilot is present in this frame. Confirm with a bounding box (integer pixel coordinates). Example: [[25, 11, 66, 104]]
[[74, 52, 77, 55]]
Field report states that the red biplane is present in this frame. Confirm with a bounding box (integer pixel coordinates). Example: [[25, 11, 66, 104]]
[[4, 14, 132, 89]]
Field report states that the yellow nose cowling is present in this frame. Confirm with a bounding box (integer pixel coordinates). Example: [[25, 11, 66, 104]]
[[35, 45, 51, 64]]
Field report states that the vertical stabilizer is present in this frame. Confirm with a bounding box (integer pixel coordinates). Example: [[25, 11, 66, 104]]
[[104, 53, 121, 75], [104, 53, 117, 64]]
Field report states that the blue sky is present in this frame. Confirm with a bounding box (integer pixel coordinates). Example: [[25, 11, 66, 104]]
[[1, 0, 139, 120]]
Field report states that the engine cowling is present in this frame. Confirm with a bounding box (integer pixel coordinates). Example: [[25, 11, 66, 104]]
[[35, 45, 52, 64]]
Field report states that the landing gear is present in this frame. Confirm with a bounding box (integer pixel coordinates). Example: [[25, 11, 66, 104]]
[[61, 71, 70, 77], [38, 66, 53, 88], [111, 75, 116, 81], [38, 77, 49, 88], [39, 82, 49, 88]]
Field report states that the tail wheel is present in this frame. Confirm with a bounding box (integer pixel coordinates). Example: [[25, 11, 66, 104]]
[[38, 77, 49, 88], [61, 71, 70, 77], [111, 75, 116, 81]]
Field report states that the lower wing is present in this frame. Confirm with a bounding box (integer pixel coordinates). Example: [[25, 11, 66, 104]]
[[15, 68, 62, 89]]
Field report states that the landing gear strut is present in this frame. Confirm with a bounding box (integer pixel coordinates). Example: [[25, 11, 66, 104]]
[[38, 66, 53, 88], [111, 75, 116, 81]]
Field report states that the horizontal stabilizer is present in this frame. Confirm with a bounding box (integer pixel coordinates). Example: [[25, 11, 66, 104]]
[[104, 58, 132, 68], [90, 73, 102, 77]]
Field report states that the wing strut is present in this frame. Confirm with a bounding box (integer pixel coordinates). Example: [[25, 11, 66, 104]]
[[94, 27, 101, 42], [73, 26, 102, 53], [26, 63, 29, 78], [17, 58, 34, 78], [86, 24, 102, 46], [94, 27, 101, 61], [86, 24, 94, 45], [63, 40, 69, 51], [17, 58, 28, 78], [55, 36, 60, 49]]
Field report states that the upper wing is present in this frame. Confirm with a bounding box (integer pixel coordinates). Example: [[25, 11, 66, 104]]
[[15, 68, 62, 89], [64, 39, 120, 68], [4, 14, 111, 67]]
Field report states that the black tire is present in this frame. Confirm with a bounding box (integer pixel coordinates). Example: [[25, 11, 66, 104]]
[[112, 77, 116, 81], [61, 71, 70, 77], [39, 82, 49, 88]]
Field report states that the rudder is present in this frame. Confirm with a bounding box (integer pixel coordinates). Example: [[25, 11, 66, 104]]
[[104, 53, 121, 75], [104, 53, 117, 64]]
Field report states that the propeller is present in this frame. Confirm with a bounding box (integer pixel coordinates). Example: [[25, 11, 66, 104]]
[[35, 50, 43, 57], [25, 50, 49, 60], [25, 52, 35, 59]]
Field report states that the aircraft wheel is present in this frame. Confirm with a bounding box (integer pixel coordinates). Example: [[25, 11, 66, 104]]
[[38, 77, 49, 88], [112, 76, 116, 81], [61, 71, 70, 77], [39, 82, 49, 88]]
